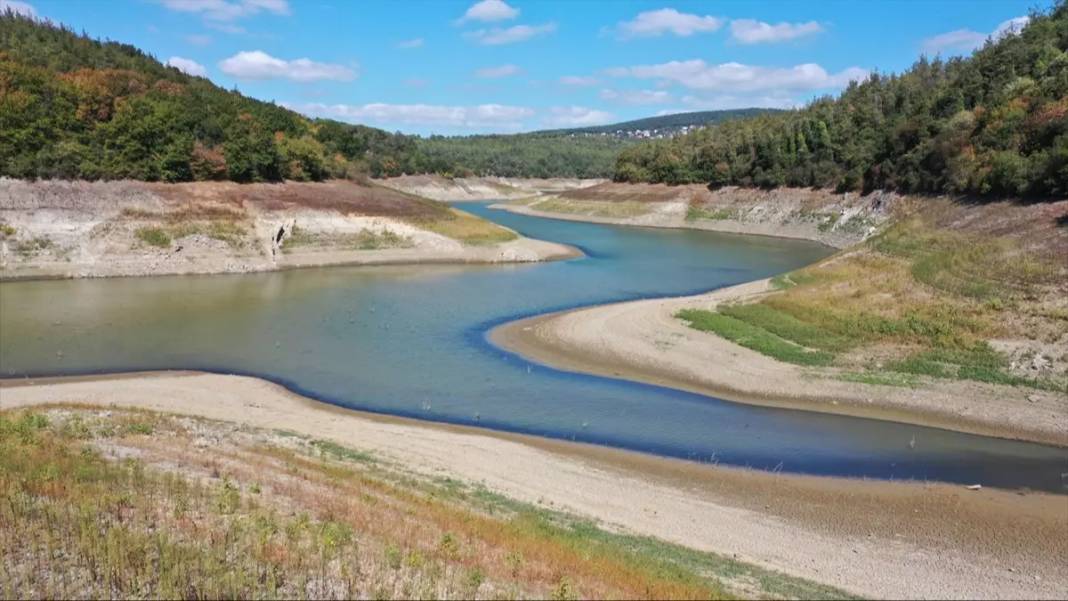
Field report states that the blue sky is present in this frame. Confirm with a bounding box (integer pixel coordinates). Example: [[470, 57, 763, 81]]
[[4, 0, 1045, 135]]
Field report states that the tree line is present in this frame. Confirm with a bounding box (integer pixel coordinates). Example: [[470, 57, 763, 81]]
[[614, 3, 1067, 198]]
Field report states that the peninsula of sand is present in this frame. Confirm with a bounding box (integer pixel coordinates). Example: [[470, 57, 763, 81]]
[[490, 184, 1068, 447], [3, 371, 1066, 599], [0, 177, 580, 281]]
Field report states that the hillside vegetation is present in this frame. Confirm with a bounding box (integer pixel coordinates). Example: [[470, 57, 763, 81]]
[[536, 109, 779, 136], [615, 4, 1067, 198]]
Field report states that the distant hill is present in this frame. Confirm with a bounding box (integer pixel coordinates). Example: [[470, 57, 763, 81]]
[[536, 109, 784, 139]]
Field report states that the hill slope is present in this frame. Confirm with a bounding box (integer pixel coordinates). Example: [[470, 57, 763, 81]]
[[0, 12, 423, 182], [536, 109, 781, 138], [614, 4, 1067, 198]]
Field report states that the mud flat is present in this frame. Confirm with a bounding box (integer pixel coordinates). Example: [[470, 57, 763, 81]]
[[2, 370, 1066, 599]]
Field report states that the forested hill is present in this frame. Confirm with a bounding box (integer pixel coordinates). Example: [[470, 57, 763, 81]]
[[615, 3, 1068, 198], [0, 12, 424, 182], [0, 13, 779, 182], [536, 109, 780, 137]]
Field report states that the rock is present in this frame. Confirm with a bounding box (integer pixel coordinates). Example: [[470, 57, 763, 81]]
[[966, 484, 982, 491], [1027, 394, 1040, 403]]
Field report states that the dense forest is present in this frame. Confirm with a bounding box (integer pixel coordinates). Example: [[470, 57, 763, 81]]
[[0, 12, 629, 181], [615, 3, 1068, 198]]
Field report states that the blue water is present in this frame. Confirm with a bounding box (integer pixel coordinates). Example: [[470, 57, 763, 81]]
[[1, 202, 1065, 492]]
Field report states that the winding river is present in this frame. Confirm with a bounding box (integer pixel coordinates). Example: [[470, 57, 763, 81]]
[[1, 203, 1065, 492]]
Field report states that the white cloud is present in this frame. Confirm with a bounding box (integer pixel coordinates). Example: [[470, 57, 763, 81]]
[[185, 34, 213, 46], [993, 16, 1030, 38], [397, 37, 424, 49], [616, 8, 723, 38], [291, 102, 534, 130], [465, 22, 556, 45], [729, 19, 823, 44], [559, 75, 600, 87], [457, 0, 518, 24], [543, 106, 615, 127], [160, 0, 289, 21], [475, 64, 521, 78], [219, 50, 356, 82], [599, 88, 673, 105], [679, 93, 800, 110], [0, 0, 36, 17], [607, 60, 868, 93], [166, 56, 208, 77], [922, 15, 1030, 54]]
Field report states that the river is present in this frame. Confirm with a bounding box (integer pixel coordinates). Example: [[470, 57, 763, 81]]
[[1, 202, 1064, 492]]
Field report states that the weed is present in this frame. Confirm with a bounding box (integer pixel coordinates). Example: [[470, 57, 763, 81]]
[[135, 227, 171, 248]]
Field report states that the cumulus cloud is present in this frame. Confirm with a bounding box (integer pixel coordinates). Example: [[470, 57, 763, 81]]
[[616, 8, 723, 38], [219, 50, 356, 82], [475, 64, 521, 78], [457, 0, 518, 24], [397, 37, 424, 49], [166, 56, 208, 77], [558, 75, 600, 87], [160, 0, 289, 21], [729, 19, 823, 44], [679, 93, 800, 110], [542, 106, 615, 127], [0, 0, 35, 17], [607, 60, 868, 93], [599, 88, 673, 105], [922, 15, 1030, 54], [291, 102, 534, 130], [465, 22, 556, 45]]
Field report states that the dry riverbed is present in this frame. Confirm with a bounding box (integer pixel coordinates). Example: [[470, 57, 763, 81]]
[[2, 371, 1067, 599]]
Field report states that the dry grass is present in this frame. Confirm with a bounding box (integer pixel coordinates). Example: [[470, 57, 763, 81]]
[[530, 197, 652, 219], [416, 208, 518, 245], [0, 406, 848, 600]]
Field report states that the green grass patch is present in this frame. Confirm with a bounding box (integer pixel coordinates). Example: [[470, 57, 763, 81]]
[[677, 309, 836, 367], [720, 302, 854, 352], [135, 226, 171, 248], [835, 371, 921, 388], [686, 205, 735, 222]]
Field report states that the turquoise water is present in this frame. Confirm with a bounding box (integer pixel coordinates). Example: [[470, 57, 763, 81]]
[[1, 203, 1065, 492]]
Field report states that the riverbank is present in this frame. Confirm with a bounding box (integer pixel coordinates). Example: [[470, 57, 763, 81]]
[[493, 182, 900, 248], [3, 371, 1066, 599], [0, 179, 579, 281], [490, 188, 1068, 447], [378, 174, 603, 202], [491, 277, 1067, 447]]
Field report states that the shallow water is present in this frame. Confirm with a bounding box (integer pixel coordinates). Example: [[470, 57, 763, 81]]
[[1, 203, 1065, 492]]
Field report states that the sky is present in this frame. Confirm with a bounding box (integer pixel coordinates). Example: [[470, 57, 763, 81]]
[[2, 0, 1046, 135]]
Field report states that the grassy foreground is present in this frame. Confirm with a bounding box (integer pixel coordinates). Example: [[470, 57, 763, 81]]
[[678, 203, 1068, 392], [0, 407, 849, 600]]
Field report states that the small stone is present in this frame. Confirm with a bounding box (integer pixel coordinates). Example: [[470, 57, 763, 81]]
[[966, 484, 982, 491]]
